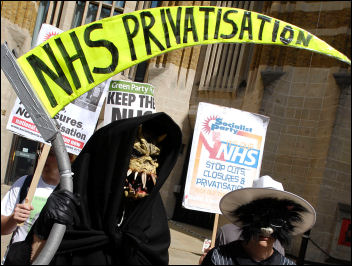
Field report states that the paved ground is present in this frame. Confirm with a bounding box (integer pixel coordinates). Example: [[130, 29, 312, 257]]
[[168, 220, 212, 265], [1, 184, 212, 265]]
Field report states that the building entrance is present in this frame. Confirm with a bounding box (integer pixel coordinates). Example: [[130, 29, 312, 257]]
[[5, 135, 39, 185]]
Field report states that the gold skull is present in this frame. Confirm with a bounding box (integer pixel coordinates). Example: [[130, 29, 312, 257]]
[[124, 125, 166, 199]]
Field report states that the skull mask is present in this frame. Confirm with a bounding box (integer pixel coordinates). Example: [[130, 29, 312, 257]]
[[124, 125, 166, 199]]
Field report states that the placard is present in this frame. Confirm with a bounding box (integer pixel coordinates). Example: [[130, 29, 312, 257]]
[[182, 102, 269, 214], [103, 80, 156, 125], [6, 24, 110, 155]]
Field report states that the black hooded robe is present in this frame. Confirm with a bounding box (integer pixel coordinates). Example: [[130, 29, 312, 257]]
[[50, 112, 182, 264]]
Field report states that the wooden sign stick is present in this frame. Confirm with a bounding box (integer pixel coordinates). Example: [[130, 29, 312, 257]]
[[210, 213, 219, 248], [18, 144, 51, 226]]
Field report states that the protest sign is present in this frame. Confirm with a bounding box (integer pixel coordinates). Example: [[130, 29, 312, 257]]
[[35, 23, 64, 46], [103, 80, 156, 126], [6, 24, 109, 155], [182, 102, 269, 214], [6, 79, 108, 155], [14, 6, 350, 118]]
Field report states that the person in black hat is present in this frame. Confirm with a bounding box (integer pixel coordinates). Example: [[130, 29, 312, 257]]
[[201, 175, 316, 265], [199, 222, 285, 264]]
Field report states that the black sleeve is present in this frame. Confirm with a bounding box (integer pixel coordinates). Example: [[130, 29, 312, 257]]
[[4, 224, 35, 265], [201, 248, 215, 265], [3, 239, 32, 265]]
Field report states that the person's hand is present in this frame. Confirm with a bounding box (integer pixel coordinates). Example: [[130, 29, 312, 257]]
[[33, 190, 80, 240], [13, 203, 34, 223], [199, 246, 212, 265]]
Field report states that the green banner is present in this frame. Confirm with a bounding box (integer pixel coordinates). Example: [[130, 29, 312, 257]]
[[17, 6, 351, 117], [109, 80, 155, 96]]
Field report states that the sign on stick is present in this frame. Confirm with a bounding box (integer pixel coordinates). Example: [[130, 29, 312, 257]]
[[183, 102, 269, 214]]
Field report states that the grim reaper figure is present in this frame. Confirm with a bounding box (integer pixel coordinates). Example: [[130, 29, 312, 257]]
[[5, 112, 182, 265]]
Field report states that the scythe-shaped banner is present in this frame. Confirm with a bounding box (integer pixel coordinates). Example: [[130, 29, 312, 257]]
[[17, 6, 351, 117]]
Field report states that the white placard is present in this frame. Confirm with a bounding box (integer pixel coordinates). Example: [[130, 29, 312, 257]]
[[182, 102, 270, 214], [103, 80, 156, 126], [6, 79, 109, 155], [6, 24, 109, 155]]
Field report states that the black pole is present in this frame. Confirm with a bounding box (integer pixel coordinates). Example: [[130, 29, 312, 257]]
[[297, 230, 311, 265]]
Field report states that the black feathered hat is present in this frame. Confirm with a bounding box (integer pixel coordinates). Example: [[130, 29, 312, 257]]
[[220, 176, 316, 236]]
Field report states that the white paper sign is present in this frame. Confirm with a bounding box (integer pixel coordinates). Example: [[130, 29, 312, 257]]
[[6, 80, 109, 155], [182, 102, 270, 214], [103, 80, 156, 126], [6, 24, 109, 155]]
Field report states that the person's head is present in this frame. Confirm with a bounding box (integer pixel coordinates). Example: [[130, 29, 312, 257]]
[[41, 146, 75, 180], [232, 197, 307, 247], [44, 148, 59, 174], [220, 176, 316, 247]]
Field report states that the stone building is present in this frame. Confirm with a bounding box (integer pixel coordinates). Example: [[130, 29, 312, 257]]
[[1, 1, 350, 264]]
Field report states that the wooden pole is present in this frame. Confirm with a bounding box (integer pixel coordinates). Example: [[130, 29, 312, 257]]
[[18, 144, 51, 226], [210, 213, 219, 248], [297, 230, 311, 265]]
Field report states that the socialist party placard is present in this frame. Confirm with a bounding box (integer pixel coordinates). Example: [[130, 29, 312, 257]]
[[182, 102, 270, 214], [103, 80, 156, 126]]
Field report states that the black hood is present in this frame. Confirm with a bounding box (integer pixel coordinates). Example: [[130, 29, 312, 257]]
[[52, 112, 182, 265]]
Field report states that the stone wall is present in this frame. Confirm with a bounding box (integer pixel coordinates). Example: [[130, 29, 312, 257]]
[[246, 2, 350, 263], [1, 1, 38, 36], [1, 1, 39, 183], [258, 65, 348, 261], [310, 75, 351, 262]]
